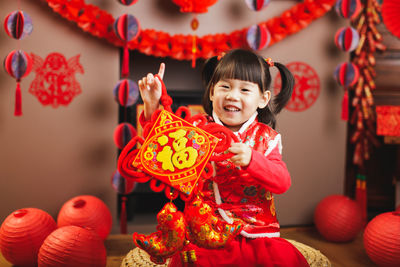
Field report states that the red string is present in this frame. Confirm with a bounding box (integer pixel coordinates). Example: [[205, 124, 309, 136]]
[[14, 82, 22, 116], [120, 196, 127, 234], [341, 89, 349, 121], [121, 44, 129, 77]]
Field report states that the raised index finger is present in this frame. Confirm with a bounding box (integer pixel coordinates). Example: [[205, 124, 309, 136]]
[[157, 63, 165, 80]]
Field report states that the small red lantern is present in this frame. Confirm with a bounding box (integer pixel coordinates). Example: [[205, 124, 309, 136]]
[[117, 0, 138, 6], [113, 79, 139, 107], [314, 195, 363, 242], [363, 211, 400, 266], [245, 0, 270, 11], [246, 24, 271, 51], [4, 10, 33, 40], [57, 195, 112, 240], [0, 208, 57, 267], [334, 62, 359, 87], [172, 0, 218, 13], [334, 26, 359, 52], [4, 50, 32, 116], [335, 0, 361, 19], [114, 122, 137, 149], [113, 14, 140, 77], [38, 225, 106, 267]]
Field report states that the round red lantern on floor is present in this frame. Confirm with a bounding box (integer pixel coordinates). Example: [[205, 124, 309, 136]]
[[57, 195, 112, 240], [314, 195, 363, 242], [363, 211, 400, 267], [0, 208, 57, 267], [38, 225, 106, 267]]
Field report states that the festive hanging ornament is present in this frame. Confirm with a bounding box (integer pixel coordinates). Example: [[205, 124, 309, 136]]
[[334, 62, 359, 87], [4, 50, 32, 116], [38, 225, 107, 267], [172, 0, 218, 13], [334, 26, 359, 52], [117, 0, 138, 6], [246, 24, 271, 50], [245, 0, 270, 11], [4, 10, 33, 40], [335, 0, 361, 19], [114, 122, 137, 149], [314, 195, 363, 242], [29, 52, 84, 108], [363, 211, 400, 267], [57, 195, 112, 240], [113, 78, 139, 107], [113, 14, 140, 77], [0, 208, 57, 267], [382, 0, 400, 39]]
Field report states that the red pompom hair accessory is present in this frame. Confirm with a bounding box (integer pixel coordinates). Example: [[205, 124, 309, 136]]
[[265, 57, 274, 67], [4, 50, 32, 116]]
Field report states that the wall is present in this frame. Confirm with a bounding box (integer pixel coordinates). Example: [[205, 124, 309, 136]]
[[0, 0, 347, 232]]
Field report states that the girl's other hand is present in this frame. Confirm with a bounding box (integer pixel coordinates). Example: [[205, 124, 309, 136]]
[[138, 63, 165, 120], [228, 143, 252, 167]]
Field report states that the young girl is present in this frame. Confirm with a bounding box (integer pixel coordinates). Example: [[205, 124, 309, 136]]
[[138, 49, 309, 267]]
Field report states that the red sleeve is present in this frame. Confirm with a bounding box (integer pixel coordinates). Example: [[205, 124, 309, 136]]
[[243, 146, 291, 194]]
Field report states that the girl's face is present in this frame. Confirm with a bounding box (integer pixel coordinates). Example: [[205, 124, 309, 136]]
[[210, 78, 270, 132]]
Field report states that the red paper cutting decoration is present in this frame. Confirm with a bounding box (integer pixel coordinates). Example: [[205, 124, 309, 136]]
[[274, 62, 320, 112], [381, 0, 400, 39], [4, 50, 32, 116], [29, 52, 84, 108], [363, 211, 400, 267], [376, 106, 400, 137], [0, 208, 57, 267], [57, 195, 112, 240], [4, 10, 33, 40], [38, 225, 106, 267], [172, 0, 218, 13]]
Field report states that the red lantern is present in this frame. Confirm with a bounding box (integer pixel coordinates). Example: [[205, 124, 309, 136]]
[[57, 195, 112, 240], [382, 0, 400, 39], [4, 50, 32, 116], [334, 26, 359, 52], [38, 225, 106, 267], [4, 10, 33, 40], [363, 211, 400, 266], [314, 195, 363, 242], [335, 0, 361, 19], [114, 122, 137, 149], [245, 0, 270, 11], [113, 79, 139, 107], [172, 0, 218, 13], [246, 24, 271, 51], [117, 0, 138, 6], [0, 208, 57, 267]]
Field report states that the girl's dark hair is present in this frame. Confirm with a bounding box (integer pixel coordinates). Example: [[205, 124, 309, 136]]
[[201, 49, 294, 129]]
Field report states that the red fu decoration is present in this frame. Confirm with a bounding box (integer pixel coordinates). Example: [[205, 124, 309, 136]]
[[4, 50, 32, 116], [113, 14, 140, 77]]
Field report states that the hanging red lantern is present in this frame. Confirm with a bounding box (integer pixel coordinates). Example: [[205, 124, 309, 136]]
[[363, 211, 400, 266], [113, 122, 137, 149], [246, 24, 271, 51], [172, 0, 218, 13], [113, 14, 140, 77], [334, 26, 359, 52], [57, 195, 112, 240], [117, 0, 138, 6], [314, 195, 363, 242], [382, 0, 400, 39], [335, 0, 361, 19], [334, 62, 359, 87], [38, 225, 106, 267], [245, 0, 270, 11], [0, 208, 57, 267], [113, 78, 139, 107], [4, 10, 33, 40], [4, 49, 32, 116]]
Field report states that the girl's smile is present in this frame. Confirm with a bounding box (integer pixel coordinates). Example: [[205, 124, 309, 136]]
[[210, 78, 270, 132]]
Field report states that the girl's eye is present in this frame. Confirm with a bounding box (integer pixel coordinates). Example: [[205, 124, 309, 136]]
[[241, 88, 250, 92]]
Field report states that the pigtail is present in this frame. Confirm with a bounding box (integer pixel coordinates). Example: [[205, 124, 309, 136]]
[[272, 62, 294, 115]]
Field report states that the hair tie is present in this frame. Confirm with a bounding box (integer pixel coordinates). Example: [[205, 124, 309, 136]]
[[217, 52, 226, 61], [265, 57, 274, 67]]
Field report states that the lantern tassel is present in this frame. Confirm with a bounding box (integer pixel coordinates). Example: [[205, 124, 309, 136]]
[[15, 82, 22, 116], [341, 89, 349, 121], [122, 44, 129, 77], [120, 196, 127, 234]]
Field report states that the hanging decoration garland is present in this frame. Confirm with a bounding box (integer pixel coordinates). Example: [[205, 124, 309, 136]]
[[44, 0, 336, 60]]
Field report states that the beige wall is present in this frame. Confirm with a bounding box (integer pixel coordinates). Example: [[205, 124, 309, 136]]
[[0, 0, 347, 231]]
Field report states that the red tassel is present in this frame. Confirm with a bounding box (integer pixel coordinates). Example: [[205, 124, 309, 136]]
[[120, 196, 127, 234], [191, 35, 197, 68], [15, 82, 22, 116], [121, 44, 129, 77], [341, 89, 349, 121]]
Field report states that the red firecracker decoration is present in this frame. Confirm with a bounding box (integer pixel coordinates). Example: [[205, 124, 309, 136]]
[[114, 122, 137, 149], [57, 195, 112, 240], [38, 225, 106, 267], [113, 79, 139, 107], [113, 14, 140, 77], [4, 10, 33, 40], [335, 26, 359, 52], [172, 0, 218, 13], [363, 211, 400, 267], [335, 0, 361, 19], [382, 0, 400, 39], [0, 208, 57, 267], [314, 195, 363, 242], [245, 0, 270, 11], [246, 24, 271, 51], [4, 50, 32, 116]]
